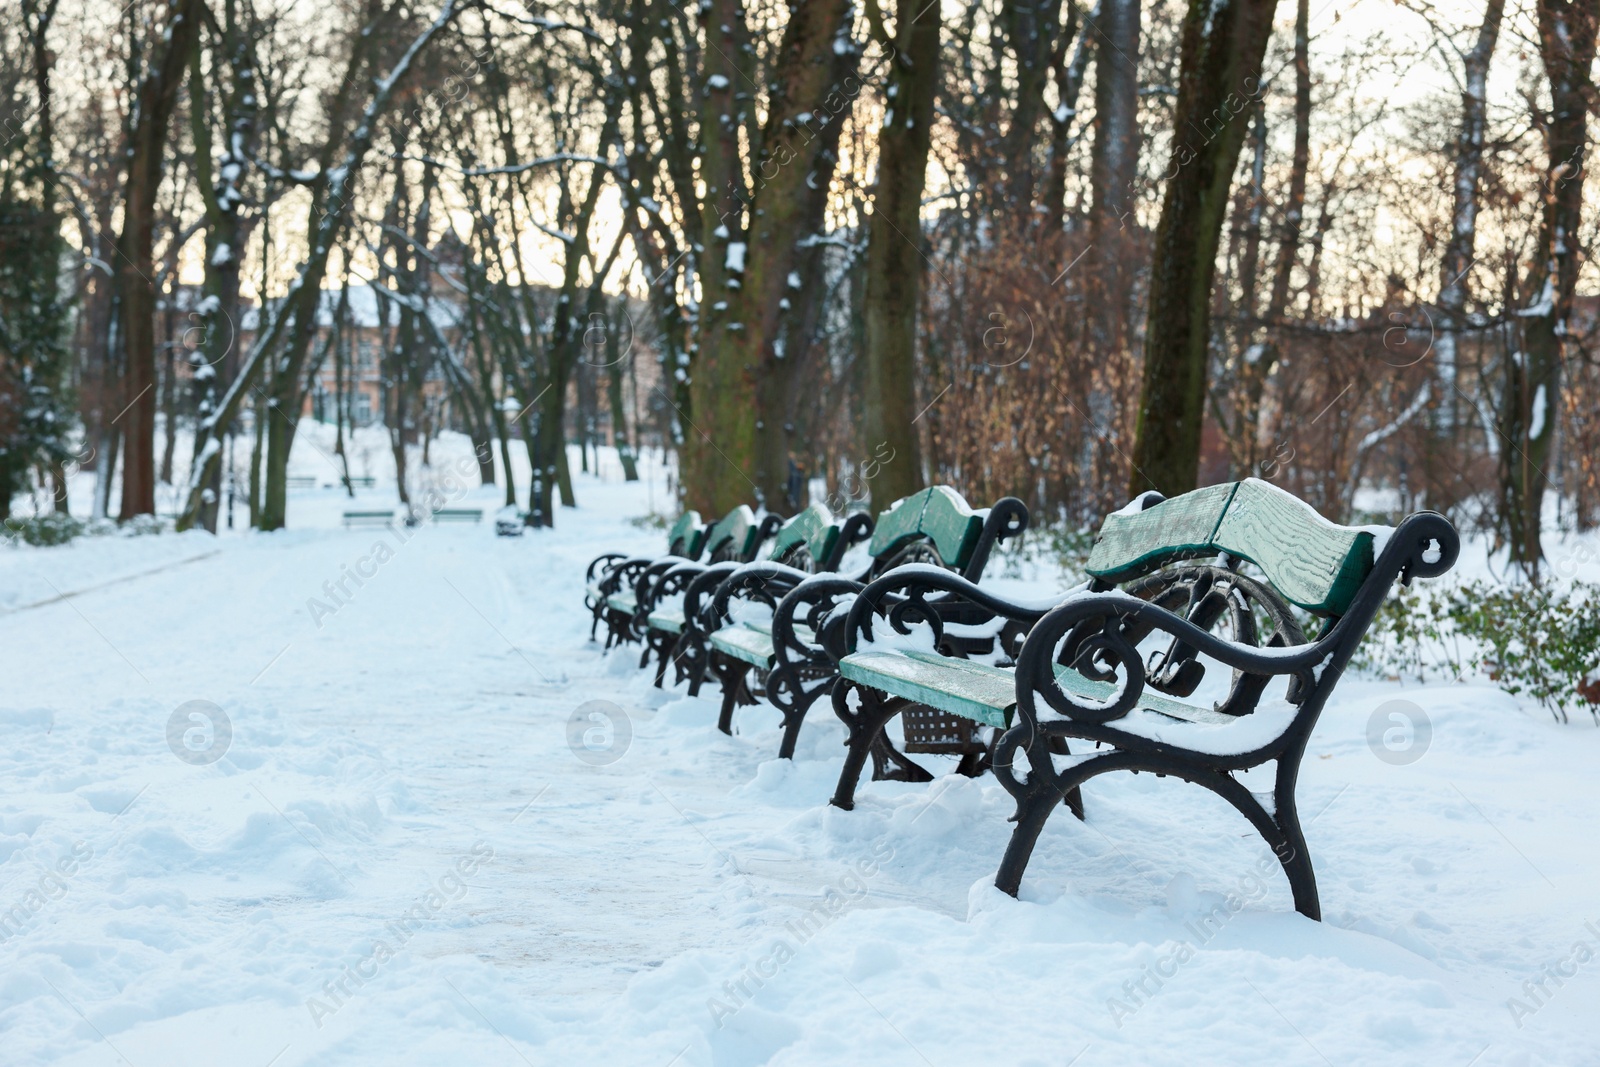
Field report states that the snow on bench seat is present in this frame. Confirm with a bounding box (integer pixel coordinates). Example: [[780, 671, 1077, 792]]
[[838, 647, 1238, 731]]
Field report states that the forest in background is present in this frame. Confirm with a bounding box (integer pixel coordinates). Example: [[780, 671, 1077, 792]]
[[0, 0, 1596, 575]]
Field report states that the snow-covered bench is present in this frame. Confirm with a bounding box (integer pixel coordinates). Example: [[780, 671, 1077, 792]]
[[700, 486, 1029, 760], [585, 510, 707, 646], [829, 479, 1459, 919], [634, 503, 871, 690], [625, 505, 787, 680], [343, 509, 397, 527]]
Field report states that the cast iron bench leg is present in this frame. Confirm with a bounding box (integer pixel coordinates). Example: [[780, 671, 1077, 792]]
[[712, 657, 755, 736], [829, 683, 932, 811], [775, 682, 827, 760], [996, 751, 1319, 919]]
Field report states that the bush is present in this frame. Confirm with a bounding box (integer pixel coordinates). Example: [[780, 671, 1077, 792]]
[[120, 514, 167, 537], [2, 512, 170, 546], [1356, 579, 1600, 723], [3, 512, 84, 546]]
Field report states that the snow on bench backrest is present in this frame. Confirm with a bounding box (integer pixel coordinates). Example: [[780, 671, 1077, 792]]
[[865, 486, 984, 570], [1087, 479, 1379, 617]]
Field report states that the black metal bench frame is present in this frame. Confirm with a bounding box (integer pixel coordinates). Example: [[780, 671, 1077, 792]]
[[828, 484, 1459, 919], [701, 492, 1029, 760], [628, 508, 786, 682], [586, 511, 708, 648]]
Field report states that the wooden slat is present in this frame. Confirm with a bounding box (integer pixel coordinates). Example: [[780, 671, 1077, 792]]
[[1051, 663, 1235, 725], [709, 624, 776, 666], [1085, 479, 1375, 615], [840, 648, 1231, 730], [840, 649, 1013, 727], [769, 503, 838, 566], [916, 486, 984, 569], [1086, 483, 1237, 580], [705, 505, 758, 561], [867, 490, 929, 557], [647, 608, 685, 635], [668, 511, 703, 556], [1209, 479, 1373, 616]]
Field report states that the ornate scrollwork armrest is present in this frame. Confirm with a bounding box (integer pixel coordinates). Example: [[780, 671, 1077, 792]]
[[598, 555, 657, 599], [841, 563, 1063, 656], [1014, 590, 1329, 728], [706, 562, 813, 630], [764, 576, 867, 710], [677, 562, 743, 630], [587, 552, 630, 585]]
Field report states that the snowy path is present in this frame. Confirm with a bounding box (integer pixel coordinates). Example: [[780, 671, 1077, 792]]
[[4, 458, 1600, 1065]]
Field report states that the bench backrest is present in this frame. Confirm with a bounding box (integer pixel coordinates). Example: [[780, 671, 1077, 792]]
[[667, 510, 706, 558], [704, 505, 761, 563], [767, 503, 840, 569], [1086, 478, 1377, 616], [866, 486, 986, 571]]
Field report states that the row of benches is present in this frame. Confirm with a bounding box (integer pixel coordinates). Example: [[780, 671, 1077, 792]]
[[342, 507, 483, 527], [289, 475, 377, 489], [585, 481, 1459, 919]]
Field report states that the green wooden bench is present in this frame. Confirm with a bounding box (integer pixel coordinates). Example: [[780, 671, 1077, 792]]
[[702, 486, 1030, 761], [342, 510, 397, 527], [588, 510, 708, 647], [432, 508, 483, 524], [347, 475, 376, 489], [629, 505, 787, 678], [827, 478, 1460, 920], [641, 503, 872, 694]]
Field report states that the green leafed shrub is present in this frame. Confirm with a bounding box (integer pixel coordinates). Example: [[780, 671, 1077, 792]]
[[3, 512, 85, 546], [1355, 579, 1600, 723]]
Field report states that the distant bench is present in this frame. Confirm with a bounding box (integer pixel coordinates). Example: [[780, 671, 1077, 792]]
[[348, 476, 376, 489], [286, 475, 317, 489], [342, 510, 395, 527], [432, 508, 482, 524]]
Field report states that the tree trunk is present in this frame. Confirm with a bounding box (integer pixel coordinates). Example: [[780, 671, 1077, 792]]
[[1128, 0, 1278, 497], [1501, 0, 1596, 570], [116, 0, 203, 520], [680, 0, 751, 515], [1436, 0, 1504, 421], [686, 0, 860, 515], [607, 304, 640, 481], [861, 0, 939, 508], [1230, 0, 1310, 471], [1045, 4, 1090, 236], [1088, 0, 1141, 353], [748, 0, 864, 508], [189, 0, 257, 532]]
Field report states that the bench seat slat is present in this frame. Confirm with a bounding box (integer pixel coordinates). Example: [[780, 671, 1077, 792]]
[[707, 620, 816, 666], [840, 649, 1013, 728], [647, 607, 685, 634], [709, 625, 775, 666], [1086, 478, 1378, 616], [839, 648, 1237, 730], [606, 593, 636, 614]]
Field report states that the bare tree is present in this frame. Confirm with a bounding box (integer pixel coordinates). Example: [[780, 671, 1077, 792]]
[[1128, 0, 1278, 496], [860, 0, 939, 507]]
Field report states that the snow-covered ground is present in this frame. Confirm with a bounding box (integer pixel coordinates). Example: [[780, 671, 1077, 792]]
[[3, 431, 1599, 1066]]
